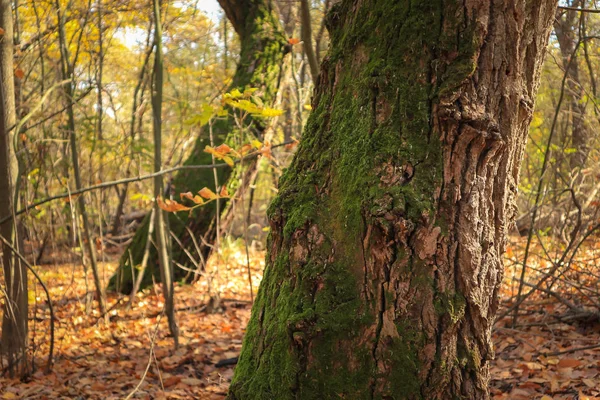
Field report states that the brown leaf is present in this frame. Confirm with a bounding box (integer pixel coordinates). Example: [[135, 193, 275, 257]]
[[163, 376, 181, 388], [157, 197, 191, 212], [14, 68, 25, 79], [181, 377, 203, 386], [557, 358, 582, 369]]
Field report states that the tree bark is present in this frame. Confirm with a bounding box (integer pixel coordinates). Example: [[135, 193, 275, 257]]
[[0, 0, 28, 378], [228, 1, 557, 399], [109, 0, 288, 294], [300, 0, 319, 83], [554, 1, 590, 168]]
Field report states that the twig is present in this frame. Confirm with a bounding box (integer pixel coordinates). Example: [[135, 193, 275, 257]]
[[542, 344, 600, 356], [123, 307, 164, 400], [558, 5, 600, 13], [1, 141, 295, 225]]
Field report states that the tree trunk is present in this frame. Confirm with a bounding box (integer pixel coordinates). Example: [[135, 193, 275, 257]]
[[228, 1, 557, 399], [108, 0, 288, 294], [55, 0, 107, 317], [0, 0, 28, 378], [554, 1, 590, 168], [300, 0, 319, 83], [152, 0, 179, 347]]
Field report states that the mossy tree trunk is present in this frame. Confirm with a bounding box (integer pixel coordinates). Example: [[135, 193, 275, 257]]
[[109, 0, 288, 293], [228, 1, 557, 399]]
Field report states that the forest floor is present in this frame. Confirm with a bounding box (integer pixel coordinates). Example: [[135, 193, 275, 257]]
[[0, 237, 599, 399]]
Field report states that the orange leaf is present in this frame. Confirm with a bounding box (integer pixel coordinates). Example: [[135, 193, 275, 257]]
[[239, 143, 253, 155], [198, 187, 217, 200], [288, 38, 300, 45], [14, 68, 25, 79], [260, 142, 273, 160], [219, 186, 229, 197], [214, 143, 232, 155], [0, 28, 5, 35], [180, 191, 205, 205], [157, 197, 191, 212]]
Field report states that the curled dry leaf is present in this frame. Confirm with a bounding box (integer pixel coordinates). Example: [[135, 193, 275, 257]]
[[180, 191, 205, 205], [157, 197, 191, 212], [198, 187, 217, 200]]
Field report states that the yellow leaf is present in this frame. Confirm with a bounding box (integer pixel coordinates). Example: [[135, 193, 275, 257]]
[[228, 88, 243, 99], [204, 145, 217, 156], [303, 104, 312, 111], [198, 188, 217, 200], [260, 107, 284, 117], [222, 156, 235, 167], [243, 88, 258, 97]]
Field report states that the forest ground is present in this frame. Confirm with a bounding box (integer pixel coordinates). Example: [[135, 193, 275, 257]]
[[0, 237, 598, 399]]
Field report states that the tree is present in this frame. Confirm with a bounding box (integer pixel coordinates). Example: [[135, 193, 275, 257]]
[[109, 0, 288, 293], [151, 0, 179, 347], [55, 0, 107, 317], [228, 1, 558, 399], [554, 1, 591, 168], [0, 0, 28, 377]]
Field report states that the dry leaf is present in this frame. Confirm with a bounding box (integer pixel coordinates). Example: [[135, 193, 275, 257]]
[[557, 358, 582, 369]]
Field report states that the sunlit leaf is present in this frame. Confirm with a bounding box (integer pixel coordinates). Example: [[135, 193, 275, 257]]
[[157, 197, 191, 212], [198, 187, 217, 200]]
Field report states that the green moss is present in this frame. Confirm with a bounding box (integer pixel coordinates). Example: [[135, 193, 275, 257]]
[[434, 291, 467, 324]]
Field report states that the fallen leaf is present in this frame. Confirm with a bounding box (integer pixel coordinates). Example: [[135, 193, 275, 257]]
[[557, 358, 582, 369]]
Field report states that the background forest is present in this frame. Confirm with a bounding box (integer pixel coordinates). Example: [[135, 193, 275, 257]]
[[0, 0, 599, 399]]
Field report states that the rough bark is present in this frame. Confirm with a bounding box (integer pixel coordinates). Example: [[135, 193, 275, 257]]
[[108, 0, 288, 293], [0, 0, 28, 377], [228, 1, 557, 399]]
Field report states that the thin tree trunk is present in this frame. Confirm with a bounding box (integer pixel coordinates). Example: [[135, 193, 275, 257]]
[[228, 1, 557, 399], [300, 0, 319, 83], [0, 0, 28, 378], [554, 1, 590, 168], [152, 0, 179, 347], [55, 0, 106, 317], [109, 0, 288, 294]]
